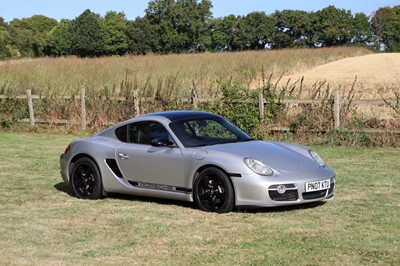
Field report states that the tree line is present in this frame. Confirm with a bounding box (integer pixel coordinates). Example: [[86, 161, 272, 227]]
[[0, 0, 399, 59]]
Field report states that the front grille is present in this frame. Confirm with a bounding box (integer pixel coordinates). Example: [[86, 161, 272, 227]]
[[269, 190, 298, 201], [302, 189, 327, 200], [268, 183, 298, 201], [328, 183, 335, 195]]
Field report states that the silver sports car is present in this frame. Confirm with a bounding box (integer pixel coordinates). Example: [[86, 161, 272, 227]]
[[60, 111, 335, 213]]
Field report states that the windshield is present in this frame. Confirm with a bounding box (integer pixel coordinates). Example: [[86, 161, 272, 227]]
[[169, 116, 251, 147]]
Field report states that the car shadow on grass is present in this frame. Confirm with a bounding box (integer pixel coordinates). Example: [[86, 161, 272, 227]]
[[236, 201, 327, 213], [54, 181, 73, 196], [54, 181, 327, 213], [109, 192, 197, 210], [53, 181, 196, 210]]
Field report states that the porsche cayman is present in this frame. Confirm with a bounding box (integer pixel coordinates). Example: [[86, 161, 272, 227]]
[[60, 111, 335, 213]]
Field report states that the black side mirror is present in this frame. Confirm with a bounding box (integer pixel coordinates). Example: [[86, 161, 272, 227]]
[[151, 138, 175, 147]]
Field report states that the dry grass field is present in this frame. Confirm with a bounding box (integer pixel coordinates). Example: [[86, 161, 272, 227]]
[[0, 47, 399, 139], [1, 47, 398, 100], [280, 53, 400, 99], [273, 52, 400, 126], [0, 47, 371, 98]]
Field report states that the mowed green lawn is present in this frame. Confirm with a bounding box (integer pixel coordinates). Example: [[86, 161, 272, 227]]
[[0, 132, 398, 265]]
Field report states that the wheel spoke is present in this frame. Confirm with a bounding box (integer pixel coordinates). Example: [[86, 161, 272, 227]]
[[83, 167, 92, 178], [198, 191, 208, 201], [76, 166, 85, 177], [209, 196, 217, 210], [200, 176, 211, 189], [216, 185, 225, 196]]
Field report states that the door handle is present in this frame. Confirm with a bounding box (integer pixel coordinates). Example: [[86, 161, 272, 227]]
[[118, 153, 129, 160]]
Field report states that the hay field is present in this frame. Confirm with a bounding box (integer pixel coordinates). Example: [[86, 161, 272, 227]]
[[0, 47, 371, 98], [280, 53, 400, 100], [1, 47, 399, 134]]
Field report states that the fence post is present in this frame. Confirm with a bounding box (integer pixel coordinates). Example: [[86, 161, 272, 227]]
[[258, 88, 264, 123], [190, 87, 199, 110], [81, 86, 86, 130], [334, 89, 340, 130], [190, 80, 199, 110], [27, 89, 34, 126], [133, 89, 140, 116]]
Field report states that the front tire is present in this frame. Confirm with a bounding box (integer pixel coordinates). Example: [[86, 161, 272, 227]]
[[70, 157, 103, 199], [194, 167, 234, 213]]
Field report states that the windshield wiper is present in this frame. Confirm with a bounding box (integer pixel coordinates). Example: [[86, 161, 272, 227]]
[[194, 138, 254, 147], [195, 140, 236, 147], [240, 138, 255, 142]]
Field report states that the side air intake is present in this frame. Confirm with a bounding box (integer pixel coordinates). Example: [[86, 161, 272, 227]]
[[105, 159, 123, 178]]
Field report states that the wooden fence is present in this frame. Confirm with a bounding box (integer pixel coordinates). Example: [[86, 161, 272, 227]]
[[1, 88, 399, 133]]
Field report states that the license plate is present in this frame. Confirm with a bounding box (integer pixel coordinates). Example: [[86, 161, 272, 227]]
[[305, 180, 330, 192]]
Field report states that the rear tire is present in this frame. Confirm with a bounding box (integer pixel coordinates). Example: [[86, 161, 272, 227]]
[[194, 167, 234, 213], [70, 157, 103, 199]]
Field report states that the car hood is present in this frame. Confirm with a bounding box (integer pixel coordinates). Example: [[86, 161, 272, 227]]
[[202, 141, 319, 172]]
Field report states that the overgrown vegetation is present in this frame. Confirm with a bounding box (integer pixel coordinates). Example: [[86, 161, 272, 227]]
[[0, 47, 399, 146], [0, 132, 399, 265]]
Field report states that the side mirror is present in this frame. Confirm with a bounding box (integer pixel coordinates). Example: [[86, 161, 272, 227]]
[[151, 138, 175, 147]]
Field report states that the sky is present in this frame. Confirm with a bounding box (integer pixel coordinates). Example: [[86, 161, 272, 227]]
[[1, 0, 400, 22]]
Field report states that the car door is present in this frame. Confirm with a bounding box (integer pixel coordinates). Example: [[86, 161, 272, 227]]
[[115, 121, 185, 188]]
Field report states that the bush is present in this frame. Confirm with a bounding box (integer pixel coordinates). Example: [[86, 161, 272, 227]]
[[0, 98, 28, 129], [207, 83, 280, 137]]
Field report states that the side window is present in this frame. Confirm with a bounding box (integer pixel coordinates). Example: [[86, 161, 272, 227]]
[[115, 125, 128, 142], [115, 121, 170, 145]]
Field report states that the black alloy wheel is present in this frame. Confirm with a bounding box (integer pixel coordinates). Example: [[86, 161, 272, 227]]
[[194, 167, 234, 213], [71, 157, 103, 199]]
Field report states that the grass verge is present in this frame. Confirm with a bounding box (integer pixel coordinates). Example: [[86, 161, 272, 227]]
[[0, 132, 398, 265]]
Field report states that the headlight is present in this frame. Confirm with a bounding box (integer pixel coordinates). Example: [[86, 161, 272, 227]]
[[309, 150, 325, 167], [244, 158, 273, 176]]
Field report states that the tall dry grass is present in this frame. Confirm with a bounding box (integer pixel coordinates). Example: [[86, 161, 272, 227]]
[[0, 47, 371, 98], [1, 46, 399, 146]]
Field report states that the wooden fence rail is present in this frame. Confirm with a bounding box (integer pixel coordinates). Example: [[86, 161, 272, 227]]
[[1, 88, 399, 132]]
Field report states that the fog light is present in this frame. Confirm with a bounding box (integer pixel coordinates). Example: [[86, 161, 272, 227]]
[[277, 185, 287, 194]]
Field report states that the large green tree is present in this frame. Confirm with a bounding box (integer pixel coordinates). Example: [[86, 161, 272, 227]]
[[232, 12, 275, 50], [46, 19, 72, 56], [351, 12, 374, 47], [0, 17, 12, 59], [70, 9, 106, 57], [126, 17, 160, 54], [175, 0, 213, 51], [371, 6, 400, 51], [314, 6, 353, 47], [8, 15, 58, 57], [102, 11, 129, 55], [145, 0, 213, 53], [272, 10, 314, 48], [145, 0, 183, 53], [210, 15, 238, 51]]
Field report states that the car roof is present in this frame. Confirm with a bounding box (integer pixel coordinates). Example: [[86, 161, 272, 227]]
[[96, 111, 221, 138], [139, 110, 219, 122]]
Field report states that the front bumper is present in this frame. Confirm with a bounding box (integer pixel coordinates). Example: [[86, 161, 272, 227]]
[[232, 168, 336, 207], [59, 153, 69, 184]]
